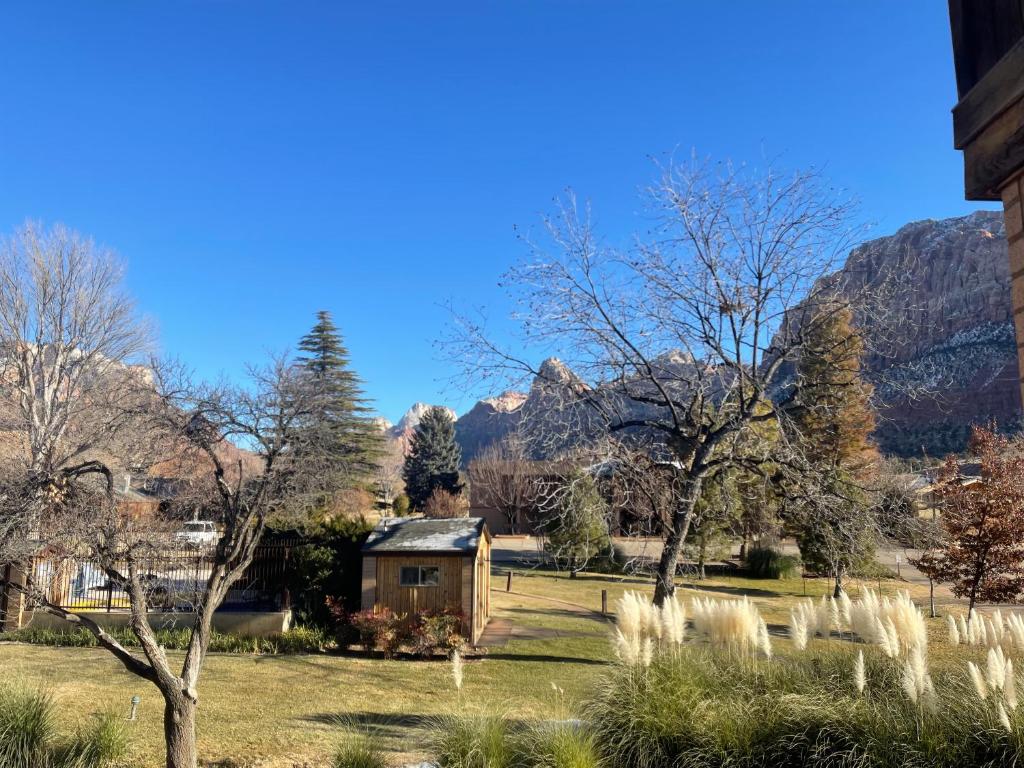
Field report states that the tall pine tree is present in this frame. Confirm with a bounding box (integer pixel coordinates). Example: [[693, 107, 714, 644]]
[[790, 302, 877, 596], [402, 407, 463, 512], [295, 311, 383, 506]]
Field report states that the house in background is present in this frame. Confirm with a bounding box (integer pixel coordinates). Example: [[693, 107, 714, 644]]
[[360, 517, 492, 644], [949, 2, 1024, 405]]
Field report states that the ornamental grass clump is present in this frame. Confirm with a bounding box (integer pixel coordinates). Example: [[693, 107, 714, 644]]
[[0, 684, 127, 768], [845, 589, 927, 658], [332, 733, 388, 768], [611, 592, 686, 665], [584, 643, 1024, 768], [690, 596, 770, 658], [429, 714, 515, 768], [948, 609, 1024, 652], [966, 646, 1020, 732], [519, 723, 604, 768], [788, 598, 836, 649]]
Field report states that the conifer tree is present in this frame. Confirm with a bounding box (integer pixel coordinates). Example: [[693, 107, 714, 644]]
[[402, 406, 463, 511], [544, 470, 610, 578], [789, 303, 877, 596], [295, 311, 383, 505]]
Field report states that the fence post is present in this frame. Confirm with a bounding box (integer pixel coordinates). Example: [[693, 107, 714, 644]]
[[1, 564, 28, 632], [506, 571, 512, 592]]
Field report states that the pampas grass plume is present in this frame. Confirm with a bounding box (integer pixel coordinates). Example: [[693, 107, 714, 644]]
[[968, 661, 988, 701], [451, 648, 464, 692], [854, 650, 866, 695]]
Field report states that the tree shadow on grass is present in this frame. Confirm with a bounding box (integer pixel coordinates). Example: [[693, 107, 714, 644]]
[[679, 583, 780, 598], [500, 606, 605, 623], [299, 711, 538, 748], [482, 652, 609, 665]]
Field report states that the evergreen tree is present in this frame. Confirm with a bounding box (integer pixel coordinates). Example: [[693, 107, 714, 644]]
[[792, 303, 876, 468], [789, 303, 877, 596], [544, 471, 610, 578], [401, 407, 463, 511], [295, 311, 383, 506]]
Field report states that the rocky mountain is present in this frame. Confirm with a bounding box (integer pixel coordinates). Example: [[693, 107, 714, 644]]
[[401, 211, 1020, 463], [453, 391, 526, 462], [388, 402, 459, 455], [828, 210, 1019, 456]]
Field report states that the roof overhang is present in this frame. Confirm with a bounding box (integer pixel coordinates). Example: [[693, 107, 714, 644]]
[[949, 3, 1024, 200]]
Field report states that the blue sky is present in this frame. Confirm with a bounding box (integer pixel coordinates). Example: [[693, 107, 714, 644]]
[[0, 2, 998, 423]]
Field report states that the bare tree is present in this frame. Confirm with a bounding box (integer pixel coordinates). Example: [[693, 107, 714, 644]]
[[374, 437, 405, 511], [422, 486, 470, 518], [0, 223, 151, 541], [0, 224, 342, 768], [467, 436, 542, 534], [451, 160, 900, 604]]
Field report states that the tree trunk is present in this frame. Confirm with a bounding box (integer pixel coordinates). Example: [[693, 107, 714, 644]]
[[833, 564, 845, 598], [163, 694, 198, 768], [653, 478, 702, 606]]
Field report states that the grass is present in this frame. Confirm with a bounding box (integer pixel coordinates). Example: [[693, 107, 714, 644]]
[[0, 565, 963, 767], [0, 579, 611, 766]]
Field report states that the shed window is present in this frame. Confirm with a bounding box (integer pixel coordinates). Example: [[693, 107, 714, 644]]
[[400, 565, 440, 587]]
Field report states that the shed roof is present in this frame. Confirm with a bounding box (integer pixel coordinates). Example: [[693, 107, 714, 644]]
[[362, 517, 487, 554]]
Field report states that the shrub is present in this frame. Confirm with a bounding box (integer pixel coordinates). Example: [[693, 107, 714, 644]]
[[275, 625, 330, 653], [2, 625, 330, 655], [412, 610, 466, 657], [430, 715, 514, 768], [745, 546, 800, 579], [423, 488, 470, 519], [329, 606, 466, 658], [332, 733, 388, 768], [285, 516, 375, 627], [590, 541, 628, 575], [344, 609, 409, 657]]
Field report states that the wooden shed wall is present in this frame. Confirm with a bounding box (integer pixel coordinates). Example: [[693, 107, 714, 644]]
[[374, 555, 463, 616], [471, 532, 491, 642]]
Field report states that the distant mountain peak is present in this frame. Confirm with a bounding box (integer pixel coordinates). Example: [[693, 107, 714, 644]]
[[395, 402, 456, 432], [481, 391, 527, 413]]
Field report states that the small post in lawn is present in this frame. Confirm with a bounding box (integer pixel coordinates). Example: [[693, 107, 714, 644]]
[[601, 589, 608, 616], [506, 571, 512, 592]]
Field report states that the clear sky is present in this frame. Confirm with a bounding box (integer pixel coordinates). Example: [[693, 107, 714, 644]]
[[0, 2, 999, 423]]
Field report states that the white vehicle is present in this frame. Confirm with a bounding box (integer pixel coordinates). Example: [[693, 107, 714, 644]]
[[174, 520, 219, 547]]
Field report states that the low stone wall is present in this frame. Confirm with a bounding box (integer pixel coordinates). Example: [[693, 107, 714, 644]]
[[21, 609, 293, 636]]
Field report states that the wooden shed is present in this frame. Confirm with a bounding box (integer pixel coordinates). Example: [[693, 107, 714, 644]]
[[360, 517, 491, 644]]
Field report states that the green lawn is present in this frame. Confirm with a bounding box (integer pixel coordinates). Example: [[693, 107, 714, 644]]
[[0, 567, 958, 767]]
